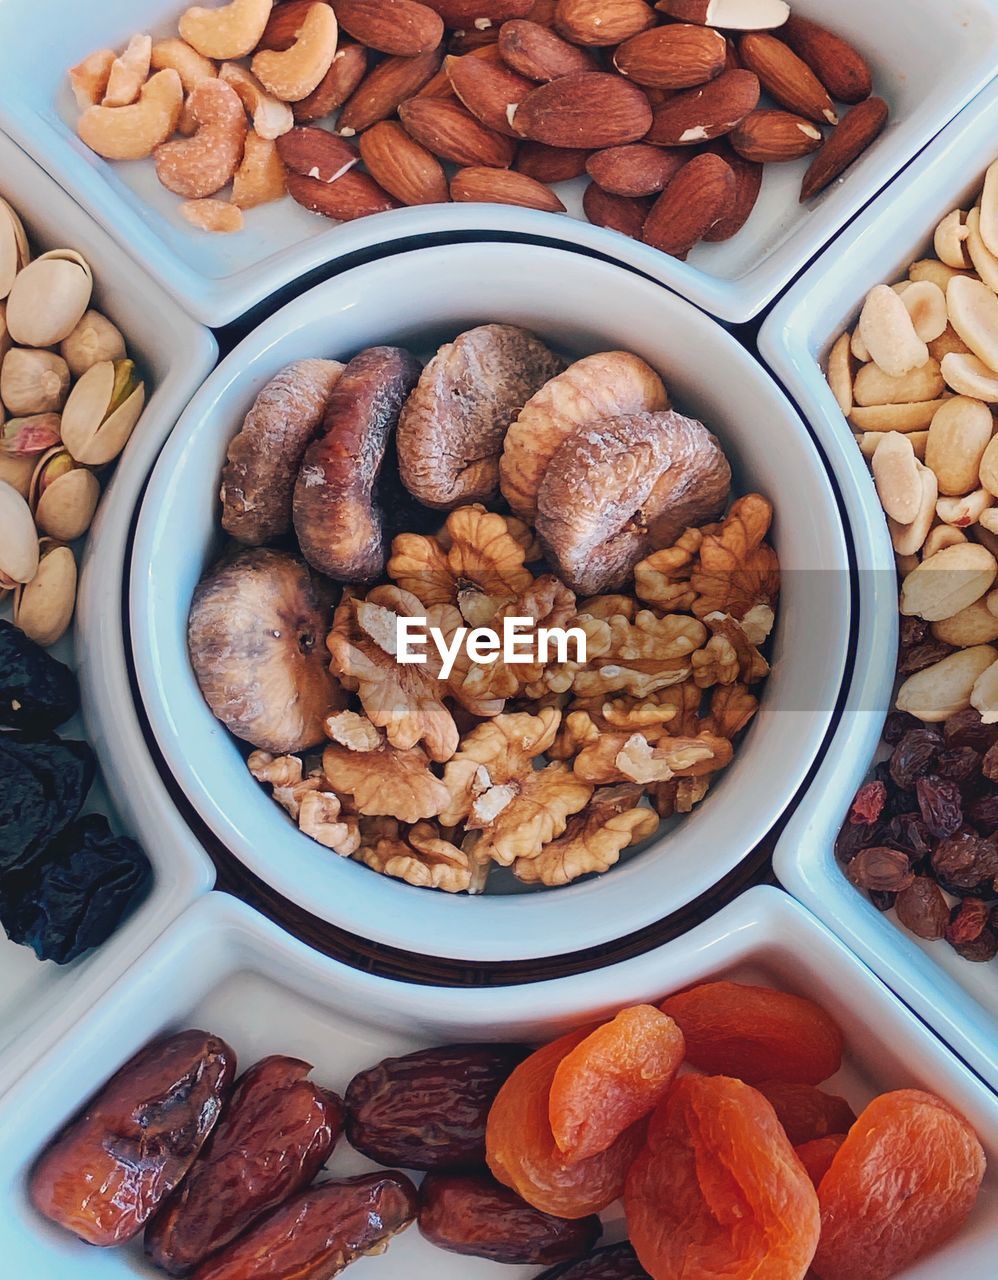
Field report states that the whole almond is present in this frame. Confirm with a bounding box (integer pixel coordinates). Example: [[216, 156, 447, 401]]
[[422, 0, 534, 24], [739, 33, 837, 125], [446, 52, 534, 136], [285, 168, 401, 219], [516, 140, 590, 181], [800, 96, 888, 200], [294, 44, 368, 122], [700, 138, 761, 240], [338, 48, 443, 133], [360, 120, 450, 204], [525, 0, 558, 21], [614, 25, 727, 89], [654, 0, 790, 30], [420, 44, 500, 98], [276, 126, 360, 182], [451, 165, 566, 210], [448, 27, 502, 52], [586, 143, 687, 196], [642, 151, 735, 256], [646, 68, 759, 145], [498, 19, 597, 81], [729, 108, 823, 162], [399, 96, 517, 166], [555, 0, 657, 46], [335, 0, 444, 56], [779, 14, 872, 104], [582, 182, 652, 239], [511, 71, 652, 148], [257, 0, 335, 52]]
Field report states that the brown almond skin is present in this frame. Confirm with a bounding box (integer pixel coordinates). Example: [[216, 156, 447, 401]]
[[446, 52, 535, 137], [257, 0, 334, 52], [399, 96, 517, 167], [449, 25, 502, 53], [738, 32, 837, 125], [512, 71, 652, 149], [517, 140, 591, 182], [587, 144, 687, 197], [555, 0, 656, 47], [339, 48, 444, 133], [191, 1173, 418, 1280], [614, 24, 727, 90], [780, 14, 872, 104], [419, 1173, 601, 1265], [582, 182, 652, 240], [276, 127, 359, 182], [646, 68, 760, 145], [423, 0, 534, 23], [30, 1032, 236, 1248], [701, 139, 761, 241], [729, 107, 823, 163], [360, 121, 450, 204], [451, 167, 566, 211], [499, 19, 597, 81], [800, 96, 888, 200], [334, 0, 444, 56], [294, 44, 368, 122], [642, 151, 735, 256], [285, 169, 401, 220]]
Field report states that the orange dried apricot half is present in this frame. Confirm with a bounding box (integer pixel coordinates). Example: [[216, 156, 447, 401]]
[[795, 1135, 846, 1189], [756, 1081, 856, 1146]]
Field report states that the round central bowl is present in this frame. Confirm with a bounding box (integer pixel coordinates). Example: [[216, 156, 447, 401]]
[[130, 241, 851, 962]]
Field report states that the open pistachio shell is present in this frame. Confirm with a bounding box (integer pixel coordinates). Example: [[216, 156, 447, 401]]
[[0, 477, 40, 587], [0, 197, 30, 300], [1, 347, 71, 415], [35, 465, 100, 542], [61, 358, 145, 466], [60, 309, 127, 377], [0, 450, 35, 499], [2, 412, 62, 457], [13, 539, 77, 648], [5, 249, 94, 347]]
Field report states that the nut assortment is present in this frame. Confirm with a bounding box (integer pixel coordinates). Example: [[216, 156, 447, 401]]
[[30, 977, 987, 1279], [826, 156, 998, 960], [67, 1, 887, 254], [1, 194, 146, 648], [188, 327, 779, 893]]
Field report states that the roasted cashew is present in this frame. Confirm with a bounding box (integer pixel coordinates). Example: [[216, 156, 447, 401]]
[[179, 0, 274, 61], [151, 37, 218, 92], [251, 3, 339, 103], [69, 49, 115, 110], [102, 34, 152, 108], [155, 79, 248, 199], [220, 62, 293, 140], [77, 69, 183, 161]]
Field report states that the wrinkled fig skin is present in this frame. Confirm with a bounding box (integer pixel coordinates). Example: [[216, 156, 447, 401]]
[[293, 346, 422, 582], [30, 1031, 236, 1247], [187, 547, 342, 754], [418, 1172, 602, 1265], [539, 1242, 652, 1279], [397, 325, 565, 509], [192, 1172, 419, 1280], [221, 359, 344, 546], [146, 1056, 345, 1276], [345, 1044, 527, 1171]]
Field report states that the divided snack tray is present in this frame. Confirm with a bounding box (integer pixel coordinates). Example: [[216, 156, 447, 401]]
[[0, 0, 993, 324], [760, 81, 998, 1089], [129, 239, 852, 962], [0, 132, 218, 1099]]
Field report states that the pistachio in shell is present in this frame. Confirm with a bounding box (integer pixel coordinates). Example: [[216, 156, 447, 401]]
[[1, 348, 71, 416], [13, 539, 77, 647], [33, 454, 100, 543], [60, 309, 127, 377], [2, 413, 62, 457], [5, 249, 93, 348], [0, 449, 35, 498], [0, 197, 30, 300], [60, 358, 145, 466], [0, 477, 39, 588]]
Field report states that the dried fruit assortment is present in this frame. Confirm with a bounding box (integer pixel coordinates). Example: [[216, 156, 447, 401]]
[[189, 328, 780, 893], [31, 978, 985, 1278], [825, 156, 998, 959], [1, 193, 147, 647], [68, 1, 887, 256]]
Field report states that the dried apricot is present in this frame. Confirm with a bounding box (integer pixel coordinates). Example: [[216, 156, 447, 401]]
[[659, 981, 843, 1085], [812, 1089, 985, 1280], [486, 1026, 646, 1219], [549, 1006, 685, 1163], [795, 1135, 846, 1189], [756, 1082, 856, 1146], [625, 1075, 820, 1280]]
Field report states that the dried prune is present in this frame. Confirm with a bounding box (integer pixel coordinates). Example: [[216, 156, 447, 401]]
[[931, 828, 998, 895], [811, 1090, 985, 1280], [845, 847, 914, 893], [345, 1044, 525, 1171], [538, 1242, 651, 1279], [795, 1135, 846, 1189], [848, 781, 885, 824], [625, 1075, 820, 1280], [943, 707, 998, 752], [549, 1006, 685, 1163], [889, 728, 941, 789], [966, 791, 998, 834], [0, 620, 78, 731], [894, 877, 951, 940], [147, 1056, 344, 1275], [883, 711, 920, 745], [883, 812, 934, 859], [659, 981, 843, 1086], [834, 818, 882, 864], [946, 898, 990, 946], [936, 746, 983, 788], [0, 733, 95, 876], [1, 813, 151, 963], [192, 1172, 418, 1280], [31, 1030, 236, 1246], [754, 1082, 856, 1146], [418, 1172, 601, 1265], [916, 775, 963, 839], [486, 1027, 646, 1219]]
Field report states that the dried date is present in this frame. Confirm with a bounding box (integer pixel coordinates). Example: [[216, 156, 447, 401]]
[[538, 1242, 651, 1279], [846, 847, 914, 893], [894, 877, 950, 940], [916, 776, 963, 839], [418, 1172, 601, 1266]]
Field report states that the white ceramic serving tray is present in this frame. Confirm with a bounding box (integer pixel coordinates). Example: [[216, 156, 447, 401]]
[[130, 239, 852, 962], [0, 886, 995, 1279], [759, 81, 998, 1089], [0, 1, 993, 325], [0, 132, 218, 1100]]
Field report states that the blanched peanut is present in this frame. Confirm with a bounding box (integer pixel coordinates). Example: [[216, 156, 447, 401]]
[[929, 325, 972, 362], [855, 430, 927, 461], [971, 656, 998, 723], [888, 461, 937, 557], [909, 259, 971, 292], [896, 644, 997, 722], [924, 395, 994, 495], [933, 210, 971, 269], [251, 4, 339, 103], [966, 206, 998, 293], [77, 69, 183, 160], [151, 38, 218, 92], [947, 276, 998, 372], [900, 280, 948, 343], [853, 357, 943, 406], [155, 78, 247, 199], [872, 431, 920, 523], [859, 285, 929, 377], [936, 487, 993, 528], [981, 434, 998, 497], [981, 509, 998, 533], [980, 160, 998, 259], [941, 353, 998, 402], [826, 332, 852, 415], [923, 524, 967, 558], [850, 326, 870, 362], [900, 541, 997, 621], [932, 597, 998, 646], [179, 0, 274, 61], [850, 400, 949, 432]]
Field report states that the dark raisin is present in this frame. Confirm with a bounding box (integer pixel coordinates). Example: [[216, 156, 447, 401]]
[[883, 711, 921, 745], [943, 708, 998, 752], [895, 877, 951, 940], [872, 763, 915, 818], [916, 775, 963, 839], [949, 924, 998, 962], [883, 813, 934, 859], [868, 889, 897, 912], [935, 746, 983, 788], [931, 829, 998, 895], [946, 898, 991, 946], [849, 781, 886, 825], [966, 792, 998, 835], [834, 820, 883, 864], [890, 729, 942, 789], [897, 640, 955, 677], [847, 847, 914, 893], [983, 743, 998, 783], [899, 616, 929, 649]]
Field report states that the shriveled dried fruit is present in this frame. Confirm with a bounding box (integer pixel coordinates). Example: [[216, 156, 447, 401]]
[[796, 1135, 846, 1189], [846, 846, 914, 894], [754, 1081, 856, 1146], [536, 1242, 651, 1279], [894, 876, 951, 939]]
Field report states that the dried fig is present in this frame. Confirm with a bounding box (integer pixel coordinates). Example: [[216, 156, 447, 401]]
[[536, 411, 732, 594], [293, 346, 422, 582], [397, 324, 563, 509], [188, 547, 343, 753], [221, 360, 344, 545]]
